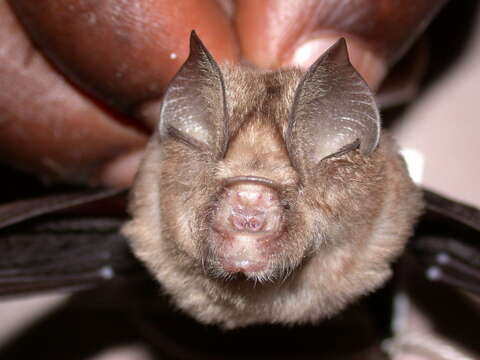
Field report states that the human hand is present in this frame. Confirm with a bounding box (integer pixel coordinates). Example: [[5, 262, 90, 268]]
[[0, 0, 445, 187]]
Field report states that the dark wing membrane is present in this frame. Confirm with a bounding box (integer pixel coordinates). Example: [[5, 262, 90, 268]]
[[410, 189, 480, 295], [0, 189, 141, 298], [0, 187, 126, 229], [422, 189, 480, 232]]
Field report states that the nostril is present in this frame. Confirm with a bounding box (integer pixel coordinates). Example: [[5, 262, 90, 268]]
[[247, 217, 261, 231], [232, 214, 245, 230], [231, 213, 265, 232]]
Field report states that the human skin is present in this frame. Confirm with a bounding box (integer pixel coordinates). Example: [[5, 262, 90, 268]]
[[0, 0, 446, 187]]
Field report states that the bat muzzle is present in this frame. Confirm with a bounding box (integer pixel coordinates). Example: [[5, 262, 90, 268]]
[[210, 177, 286, 275]]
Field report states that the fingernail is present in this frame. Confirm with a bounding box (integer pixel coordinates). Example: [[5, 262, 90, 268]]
[[284, 34, 387, 90]]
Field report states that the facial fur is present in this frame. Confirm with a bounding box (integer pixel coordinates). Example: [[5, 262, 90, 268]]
[[123, 35, 423, 329]]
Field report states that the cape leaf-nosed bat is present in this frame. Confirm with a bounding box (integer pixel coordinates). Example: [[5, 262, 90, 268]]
[[123, 32, 423, 329]]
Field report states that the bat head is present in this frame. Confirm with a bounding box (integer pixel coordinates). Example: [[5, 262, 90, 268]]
[[125, 32, 422, 327]]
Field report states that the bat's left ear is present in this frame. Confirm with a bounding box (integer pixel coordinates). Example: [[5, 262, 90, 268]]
[[286, 38, 380, 172], [159, 31, 228, 156]]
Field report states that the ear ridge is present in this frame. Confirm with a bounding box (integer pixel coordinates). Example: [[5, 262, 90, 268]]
[[159, 31, 227, 155], [286, 38, 380, 172]]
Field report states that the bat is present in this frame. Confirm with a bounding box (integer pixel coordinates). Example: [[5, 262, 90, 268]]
[[122, 32, 424, 329], [0, 31, 478, 355], [0, 186, 478, 360]]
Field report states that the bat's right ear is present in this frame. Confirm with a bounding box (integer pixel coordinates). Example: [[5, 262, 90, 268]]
[[286, 39, 380, 173], [159, 31, 227, 156]]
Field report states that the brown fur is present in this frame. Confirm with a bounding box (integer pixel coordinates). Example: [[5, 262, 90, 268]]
[[123, 65, 423, 329]]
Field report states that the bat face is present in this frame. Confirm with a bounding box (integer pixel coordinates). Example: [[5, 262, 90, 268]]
[[123, 32, 423, 328]]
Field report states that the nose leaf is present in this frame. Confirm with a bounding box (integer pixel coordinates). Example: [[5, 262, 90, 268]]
[[223, 184, 279, 233], [230, 209, 265, 232]]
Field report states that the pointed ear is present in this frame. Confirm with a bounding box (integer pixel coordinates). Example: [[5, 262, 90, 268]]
[[286, 38, 380, 171], [159, 31, 227, 155]]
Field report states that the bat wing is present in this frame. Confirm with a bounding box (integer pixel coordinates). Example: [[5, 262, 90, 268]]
[[409, 189, 480, 295], [0, 188, 142, 298], [1, 186, 477, 299]]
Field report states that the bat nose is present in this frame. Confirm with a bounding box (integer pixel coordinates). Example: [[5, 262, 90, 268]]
[[221, 179, 282, 234], [230, 207, 266, 232], [226, 187, 273, 232], [211, 177, 287, 275]]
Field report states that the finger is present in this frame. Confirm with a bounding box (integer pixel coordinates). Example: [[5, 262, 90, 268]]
[[234, 0, 447, 89], [0, 2, 147, 186], [9, 0, 239, 114]]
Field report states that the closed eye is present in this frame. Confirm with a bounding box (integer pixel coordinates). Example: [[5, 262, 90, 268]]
[[166, 125, 210, 152], [322, 139, 360, 161]]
